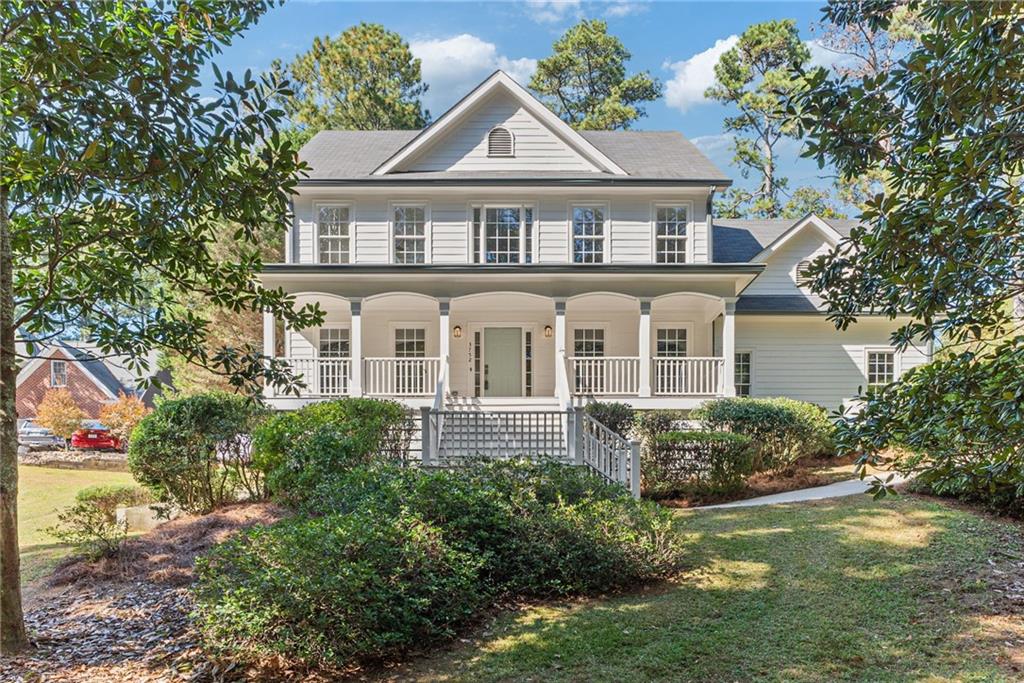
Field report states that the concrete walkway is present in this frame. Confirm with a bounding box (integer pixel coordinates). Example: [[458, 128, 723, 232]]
[[696, 475, 905, 510]]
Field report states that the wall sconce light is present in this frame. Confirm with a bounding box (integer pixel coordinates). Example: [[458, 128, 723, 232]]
[[544, 325, 553, 338], [453, 325, 463, 339]]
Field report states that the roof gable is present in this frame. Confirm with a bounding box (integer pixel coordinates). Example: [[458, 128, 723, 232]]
[[373, 71, 627, 176], [751, 214, 843, 262]]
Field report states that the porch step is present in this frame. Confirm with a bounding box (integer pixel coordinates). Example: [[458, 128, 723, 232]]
[[444, 394, 562, 412]]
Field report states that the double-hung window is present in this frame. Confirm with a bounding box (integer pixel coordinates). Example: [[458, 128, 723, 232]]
[[866, 350, 896, 388], [572, 205, 606, 263], [317, 205, 351, 264], [392, 205, 427, 264], [573, 328, 605, 394], [471, 205, 534, 264], [318, 328, 349, 395], [395, 327, 427, 394], [655, 205, 689, 263], [50, 360, 67, 388], [735, 352, 752, 396], [655, 327, 688, 394]]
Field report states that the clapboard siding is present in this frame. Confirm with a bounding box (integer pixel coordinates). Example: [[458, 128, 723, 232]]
[[744, 228, 833, 296], [405, 92, 598, 173], [736, 316, 929, 411]]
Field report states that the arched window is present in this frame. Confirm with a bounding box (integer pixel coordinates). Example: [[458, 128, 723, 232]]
[[487, 126, 514, 157]]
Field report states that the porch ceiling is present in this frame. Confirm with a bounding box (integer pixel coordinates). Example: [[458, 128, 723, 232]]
[[260, 263, 762, 299]]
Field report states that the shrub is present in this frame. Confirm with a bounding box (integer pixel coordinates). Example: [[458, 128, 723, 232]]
[[584, 401, 635, 437], [693, 397, 835, 471], [251, 398, 410, 505], [75, 484, 152, 522], [194, 509, 484, 670], [99, 392, 150, 448], [47, 501, 128, 559], [128, 392, 267, 513], [35, 388, 85, 448], [643, 431, 757, 498], [634, 409, 687, 448]]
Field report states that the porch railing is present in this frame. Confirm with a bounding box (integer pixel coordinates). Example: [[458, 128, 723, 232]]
[[364, 357, 441, 396], [567, 356, 640, 396], [282, 357, 351, 396], [653, 357, 724, 396], [579, 412, 641, 498]]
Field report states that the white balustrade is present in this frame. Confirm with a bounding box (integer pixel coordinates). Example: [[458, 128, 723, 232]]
[[653, 357, 724, 396], [567, 356, 640, 396], [282, 357, 351, 396], [364, 357, 441, 396]]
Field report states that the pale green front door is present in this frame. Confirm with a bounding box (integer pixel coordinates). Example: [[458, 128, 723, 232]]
[[484, 327, 522, 397]]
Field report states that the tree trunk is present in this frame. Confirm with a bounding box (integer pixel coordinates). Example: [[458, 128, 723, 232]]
[[0, 186, 28, 653]]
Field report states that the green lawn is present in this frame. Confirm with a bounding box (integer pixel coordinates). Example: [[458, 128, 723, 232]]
[[18, 465, 136, 584], [400, 495, 1023, 682]]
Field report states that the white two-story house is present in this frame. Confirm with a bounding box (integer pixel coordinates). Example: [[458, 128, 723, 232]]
[[260, 71, 929, 435]]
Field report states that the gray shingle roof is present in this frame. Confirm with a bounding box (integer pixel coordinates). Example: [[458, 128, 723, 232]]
[[713, 218, 859, 263], [298, 129, 729, 182], [735, 295, 826, 314]]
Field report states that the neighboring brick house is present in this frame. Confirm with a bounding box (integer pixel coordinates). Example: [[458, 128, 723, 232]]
[[16, 341, 163, 420]]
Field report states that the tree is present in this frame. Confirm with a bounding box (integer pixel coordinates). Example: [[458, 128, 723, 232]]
[[706, 20, 811, 218], [0, 0, 324, 652], [271, 22, 428, 137], [793, 2, 1024, 502], [781, 186, 847, 220], [530, 19, 662, 130], [34, 389, 85, 448], [98, 393, 150, 447]]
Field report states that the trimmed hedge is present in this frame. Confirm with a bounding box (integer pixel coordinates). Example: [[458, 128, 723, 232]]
[[644, 430, 756, 498], [583, 401, 635, 438], [693, 397, 835, 471], [75, 484, 152, 522]]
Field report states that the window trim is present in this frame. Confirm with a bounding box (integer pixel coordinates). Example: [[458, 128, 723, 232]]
[[50, 359, 68, 388], [313, 202, 354, 265], [390, 323, 429, 358], [864, 347, 899, 388], [316, 323, 351, 358], [467, 202, 538, 264], [388, 201, 431, 265], [651, 200, 694, 264], [568, 201, 611, 264], [570, 323, 610, 357], [486, 126, 515, 157], [735, 349, 754, 396]]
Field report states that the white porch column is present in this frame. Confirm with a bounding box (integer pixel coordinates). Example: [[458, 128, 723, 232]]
[[554, 298, 567, 354], [349, 298, 363, 396], [638, 299, 652, 398], [438, 298, 450, 373], [263, 311, 276, 399], [722, 298, 737, 397]]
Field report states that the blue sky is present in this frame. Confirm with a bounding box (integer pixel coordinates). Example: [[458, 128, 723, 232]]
[[200, 1, 842, 194]]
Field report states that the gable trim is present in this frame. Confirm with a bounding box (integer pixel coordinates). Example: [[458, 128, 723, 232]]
[[751, 214, 843, 263], [372, 71, 628, 176]]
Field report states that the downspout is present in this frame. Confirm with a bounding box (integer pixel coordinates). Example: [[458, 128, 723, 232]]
[[706, 187, 715, 263]]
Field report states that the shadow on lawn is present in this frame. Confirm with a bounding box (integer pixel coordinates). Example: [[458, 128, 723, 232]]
[[393, 497, 1019, 683]]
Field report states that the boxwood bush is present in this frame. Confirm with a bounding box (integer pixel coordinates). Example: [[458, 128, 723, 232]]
[[644, 430, 756, 498], [583, 401, 636, 438], [251, 398, 410, 506], [693, 397, 835, 471]]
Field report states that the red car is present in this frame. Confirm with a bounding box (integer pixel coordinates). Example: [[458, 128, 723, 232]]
[[71, 422, 122, 451]]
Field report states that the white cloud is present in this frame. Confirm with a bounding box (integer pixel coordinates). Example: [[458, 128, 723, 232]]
[[524, 0, 581, 24], [663, 35, 739, 113], [692, 133, 734, 157], [411, 34, 537, 114], [603, 1, 647, 18]]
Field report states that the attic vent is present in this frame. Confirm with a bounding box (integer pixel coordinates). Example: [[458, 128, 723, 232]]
[[796, 260, 814, 286], [487, 126, 514, 157]]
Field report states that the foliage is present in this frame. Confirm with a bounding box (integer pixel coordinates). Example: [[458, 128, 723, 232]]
[[128, 393, 267, 513], [34, 389, 85, 446], [694, 397, 835, 471], [644, 431, 757, 498], [195, 509, 483, 670], [793, 2, 1024, 498], [271, 22, 428, 136], [780, 186, 847, 220], [633, 409, 687, 455], [706, 20, 810, 218], [74, 484, 152, 522], [46, 501, 127, 560], [98, 393, 149, 447], [584, 401, 635, 438], [530, 20, 662, 130], [810, 0, 924, 79]]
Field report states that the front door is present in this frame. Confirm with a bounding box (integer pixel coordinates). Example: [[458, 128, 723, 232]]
[[484, 327, 522, 397]]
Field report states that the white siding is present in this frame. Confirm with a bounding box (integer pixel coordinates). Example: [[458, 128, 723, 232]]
[[735, 316, 929, 411], [745, 227, 833, 296], [404, 92, 598, 173]]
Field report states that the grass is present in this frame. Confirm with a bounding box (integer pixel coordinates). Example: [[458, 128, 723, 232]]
[[18, 464, 136, 584], [398, 495, 1024, 682]]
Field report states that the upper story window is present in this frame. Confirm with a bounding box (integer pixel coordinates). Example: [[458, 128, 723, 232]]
[[655, 205, 689, 263], [392, 205, 427, 264], [572, 205, 606, 264], [866, 350, 896, 388], [796, 260, 814, 286], [472, 205, 534, 264], [317, 205, 350, 264], [487, 126, 514, 157], [50, 360, 67, 387]]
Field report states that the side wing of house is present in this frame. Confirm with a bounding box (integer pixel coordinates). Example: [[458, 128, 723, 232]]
[[16, 348, 118, 419]]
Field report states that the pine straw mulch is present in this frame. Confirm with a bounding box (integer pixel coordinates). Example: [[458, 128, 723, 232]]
[[3, 503, 287, 683]]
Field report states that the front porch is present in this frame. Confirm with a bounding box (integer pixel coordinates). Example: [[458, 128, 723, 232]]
[[264, 290, 739, 410]]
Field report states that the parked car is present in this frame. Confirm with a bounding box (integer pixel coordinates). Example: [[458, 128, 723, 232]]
[[17, 419, 65, 450], [71, 421, 122, 451]]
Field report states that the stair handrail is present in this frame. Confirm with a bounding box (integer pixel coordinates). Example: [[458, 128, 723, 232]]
[[430, 357, 449, 457], [580, 412, 641, 498]]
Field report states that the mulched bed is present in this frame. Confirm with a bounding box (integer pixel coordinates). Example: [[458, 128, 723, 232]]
[[4, 503, 287, 683]]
